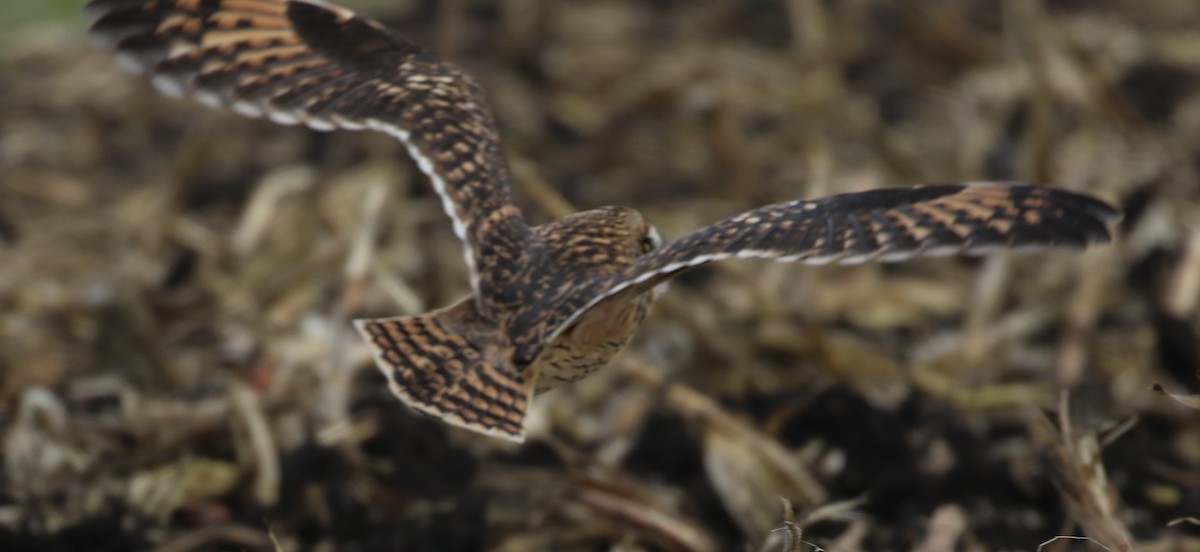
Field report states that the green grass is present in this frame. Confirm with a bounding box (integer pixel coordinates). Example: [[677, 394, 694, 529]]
[[1, 0, 88, 50], [2, 0, 83, 28]]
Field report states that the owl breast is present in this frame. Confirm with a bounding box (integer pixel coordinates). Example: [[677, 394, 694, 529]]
[[533, 292, 655, 393]]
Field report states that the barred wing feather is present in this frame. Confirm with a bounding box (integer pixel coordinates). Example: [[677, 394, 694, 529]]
[[86, 0, 535, 316]]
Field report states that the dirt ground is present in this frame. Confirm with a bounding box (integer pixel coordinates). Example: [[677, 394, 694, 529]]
[[1, 0, 1199, 550]]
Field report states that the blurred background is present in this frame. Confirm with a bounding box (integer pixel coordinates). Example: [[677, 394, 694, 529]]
[[2, 0, 1199, 550]]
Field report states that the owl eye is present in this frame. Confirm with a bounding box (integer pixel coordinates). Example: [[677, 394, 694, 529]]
[[640, 226, 662, 253]]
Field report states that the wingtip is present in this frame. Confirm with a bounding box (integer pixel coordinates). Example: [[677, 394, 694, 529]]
[[1048, 186, 1124, 243], [82, 1, 161, 53], [1096, 201, 1125, 224], [987, 181, 1124, 240], [1091, 224, 1117, 245], [1060, 187, 1123, 225]]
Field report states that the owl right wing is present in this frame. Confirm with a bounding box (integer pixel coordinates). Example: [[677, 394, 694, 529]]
[[548, 182, 1121, 343], [85, 0, 537, 317]]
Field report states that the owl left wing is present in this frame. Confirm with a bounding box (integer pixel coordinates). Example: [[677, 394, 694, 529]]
[[85, 0, 536, 318], [548, 182, 1120, 342]]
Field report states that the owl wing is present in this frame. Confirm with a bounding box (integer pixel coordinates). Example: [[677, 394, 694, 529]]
[[548, 182, 1121, 342], [85, 0, 536, 317]]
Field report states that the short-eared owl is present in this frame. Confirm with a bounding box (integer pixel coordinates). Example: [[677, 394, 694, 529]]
[[87, 0, 1121, 442]]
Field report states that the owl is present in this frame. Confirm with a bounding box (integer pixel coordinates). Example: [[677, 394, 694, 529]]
[[87, 0, 1120, 442]]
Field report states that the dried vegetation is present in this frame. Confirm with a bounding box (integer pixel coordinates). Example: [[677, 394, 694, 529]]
[[1, 0, 1199, 550]]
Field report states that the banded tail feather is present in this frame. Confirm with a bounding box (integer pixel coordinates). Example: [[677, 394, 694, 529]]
[[354, 298, 534, 442]]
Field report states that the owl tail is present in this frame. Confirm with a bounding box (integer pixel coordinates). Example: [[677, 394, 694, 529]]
[[354, 298, 534, 442]]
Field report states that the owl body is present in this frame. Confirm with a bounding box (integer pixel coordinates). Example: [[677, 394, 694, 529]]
[[525, 206, 661, 393], [348, 206, 659, 438], [534, 287, 655, 394], [390, 205, 663, 398]]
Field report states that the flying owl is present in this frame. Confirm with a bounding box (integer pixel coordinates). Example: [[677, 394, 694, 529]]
[[87, 0, 1121, 442]]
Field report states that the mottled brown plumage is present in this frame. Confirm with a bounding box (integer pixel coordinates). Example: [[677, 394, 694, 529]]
[[88, 0, 1122, 442]]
